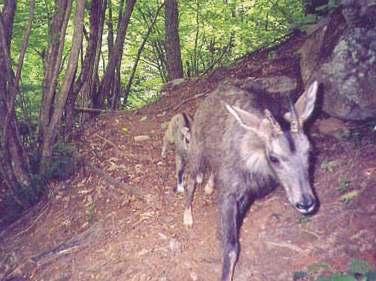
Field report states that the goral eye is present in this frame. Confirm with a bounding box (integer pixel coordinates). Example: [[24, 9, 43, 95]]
[[269, 155, 280, 164]]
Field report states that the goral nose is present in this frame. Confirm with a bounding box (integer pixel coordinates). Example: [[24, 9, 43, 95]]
[[295, 196, 316, 214]]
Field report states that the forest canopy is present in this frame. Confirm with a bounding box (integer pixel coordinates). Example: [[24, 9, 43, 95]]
[[9, 0, 306, 111]]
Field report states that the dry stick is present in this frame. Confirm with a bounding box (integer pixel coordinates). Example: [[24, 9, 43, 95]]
[[12, 201, 50, 240], [31, 221, 105, 266], [0, 195, 50, 240], [85, 162, 144, 201], [95, 133, 122, 153], [74, 107, 109, 113], [158, 91, 208, 114], [265, 240, 308, 254], [74, 107, 124, 113]]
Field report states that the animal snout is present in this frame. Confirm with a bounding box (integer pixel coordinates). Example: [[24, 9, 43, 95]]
[[295, 195, 316, 214]]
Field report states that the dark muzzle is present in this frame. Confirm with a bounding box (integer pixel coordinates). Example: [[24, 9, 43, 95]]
[[295, 195, 316, 214]]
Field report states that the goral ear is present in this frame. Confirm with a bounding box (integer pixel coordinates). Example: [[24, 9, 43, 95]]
[[224, 103, 278, 141], [284, 81, 318, 124]]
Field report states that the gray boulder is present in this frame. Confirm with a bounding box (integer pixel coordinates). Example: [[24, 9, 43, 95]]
[[299, 0, 376, 120], [318, 27, 376, 120]]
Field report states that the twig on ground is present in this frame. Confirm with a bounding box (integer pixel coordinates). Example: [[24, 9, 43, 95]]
[[31, 221, 105, 266], [94, 133, 122, 153], [265, 240, 308, 254], [85, 162, 145, 201], [12, 202, 50, 241], [74, 107, 124, 114], [0, 195, 50, 240]]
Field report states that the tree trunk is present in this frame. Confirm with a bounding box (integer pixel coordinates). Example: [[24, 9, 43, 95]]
[[39, 0, 72, 150], [39, 0, 86, 174], [110, 0, 125, 110], [66, 0, 107, 133], [0, 1, 33, 208], [95, 0, 136, 110], [164, 0, 184, 80]]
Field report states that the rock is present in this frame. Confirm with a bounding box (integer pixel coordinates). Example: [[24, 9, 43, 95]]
[[134, 135, 151, 142], [140, 115, 147, 121], [318, 27, 376, 120], [135, 164, 143, 174], [241, 76, 298, 96], [316, 118, 350, 139], [299, 3, 376, 120], [157, 111, 166, 117], [161, 121, 169, 130]]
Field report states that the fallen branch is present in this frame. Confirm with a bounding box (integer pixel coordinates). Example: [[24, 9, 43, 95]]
[[95, 133, 122, 153], [0, 194, 50, 240], [75, 107, 107, 113], [12, 201, 50, 241], [265, 240, 308, 254], [31, 221, 105, 266], [74, 107, 124, 114], [85, 162, 145, 201], [158, 91, 208, 114]]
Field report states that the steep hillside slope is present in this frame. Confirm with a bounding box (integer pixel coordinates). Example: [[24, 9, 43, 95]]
[[1, 34, 375, 281]]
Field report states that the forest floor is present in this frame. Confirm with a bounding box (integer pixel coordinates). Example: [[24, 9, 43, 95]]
[[1, 35, 376, 281]]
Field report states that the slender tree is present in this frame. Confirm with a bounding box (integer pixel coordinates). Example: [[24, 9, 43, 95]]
[[122, 2, 165, 105], [164, 0, 184, 80], [94, 0, 136, 110], [65, 0, 107, 131], [0, 1, 33, 208], [39, 0, 86, 174]]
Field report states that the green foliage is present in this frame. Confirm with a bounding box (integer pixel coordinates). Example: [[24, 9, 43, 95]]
[[124, 0, 306, 106], [11, 0, 49, 121], [338, 177, 351, 193], [6, 0, 310, 115], [298, 216, 311, 224], [308, 262, 332, 274], [318, 274, 356, 281], [316, 259, 376, 281], [350, 259, 372, 275], [320, 160, 338, 173]]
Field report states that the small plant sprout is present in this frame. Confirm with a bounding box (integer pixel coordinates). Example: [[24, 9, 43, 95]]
[[320, 160, 338, 173], [338, 177, 351, 193]]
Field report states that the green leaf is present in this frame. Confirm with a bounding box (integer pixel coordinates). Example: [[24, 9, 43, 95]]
[[330, 274, 356, 281], [350, 259, 371, 274]]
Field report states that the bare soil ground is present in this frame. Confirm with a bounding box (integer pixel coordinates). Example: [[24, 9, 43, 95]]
[[1, 34, 376, 281]]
